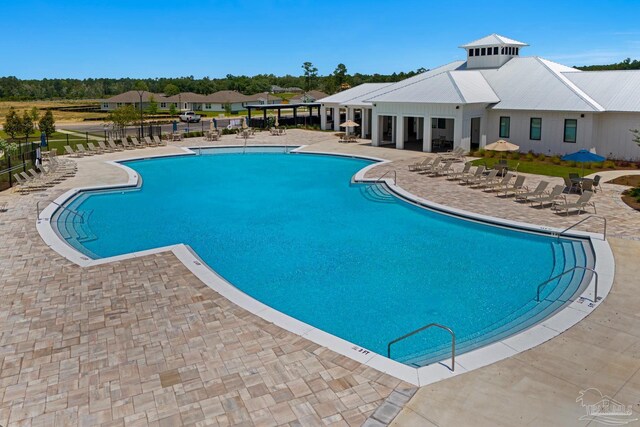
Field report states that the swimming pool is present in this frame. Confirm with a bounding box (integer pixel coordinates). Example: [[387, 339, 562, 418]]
[[51, 148, 593, 367]]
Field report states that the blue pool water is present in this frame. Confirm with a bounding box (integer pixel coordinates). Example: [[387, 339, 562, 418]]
[[54, 150, 590, 365]]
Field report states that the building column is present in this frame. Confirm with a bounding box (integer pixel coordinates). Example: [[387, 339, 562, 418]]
[[361, 108, 369, 138], [371, 114, 379, 146], [395, 116, 404, 149], [333, 107, 341, 131], [454, 117, 464, 151], [423, 116, 432, 152], [320, 106, 327, 130]]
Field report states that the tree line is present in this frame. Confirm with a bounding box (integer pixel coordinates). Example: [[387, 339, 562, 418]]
[[576, 57, 640, 71], [0, 63, 423, 101]]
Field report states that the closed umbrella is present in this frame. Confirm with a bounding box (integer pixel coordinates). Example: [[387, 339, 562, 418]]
[[242, 117, 248, 129], [172, 121, 178, 132], [274, 115, 279, 127], [340, 119, 359, 135], [209, 120, 214, 132], [213, 118, 217, 130], [561, 149, 606, 177]]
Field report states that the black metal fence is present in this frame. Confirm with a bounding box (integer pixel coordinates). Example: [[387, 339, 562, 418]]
[[0, 142, 40, 191]]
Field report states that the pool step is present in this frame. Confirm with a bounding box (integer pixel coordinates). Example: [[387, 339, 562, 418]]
[[360, 184, 397, 204], [400, 239, 590, 367]]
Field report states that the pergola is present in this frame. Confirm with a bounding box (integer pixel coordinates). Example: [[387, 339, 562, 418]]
[[245, 102, 322, 127]]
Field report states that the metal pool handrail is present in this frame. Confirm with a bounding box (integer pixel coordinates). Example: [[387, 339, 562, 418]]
[[536, 266, 599, 303], [375, 169, 397, 186], [36, 199, 84, 223], [554, 215, 607, 240], [387, 323, 456, 371]]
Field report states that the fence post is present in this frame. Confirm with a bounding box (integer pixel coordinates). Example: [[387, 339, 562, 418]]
[[85, 132, 89, 144], [66, 133, 69, 145], [104, 130, 107, 142], [8, 155, 12, 187], [22, 153, 26, 172]]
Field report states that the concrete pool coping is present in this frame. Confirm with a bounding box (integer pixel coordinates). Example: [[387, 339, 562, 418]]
[[35, 144, 614, 387]]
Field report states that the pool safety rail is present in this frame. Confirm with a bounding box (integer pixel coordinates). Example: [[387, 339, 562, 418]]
[[37, 199, 84, 223], [536, 266, 599, 303], [375, 169, 397, 186], [388, 323, 456, 371], [553, 215, 607, 240]]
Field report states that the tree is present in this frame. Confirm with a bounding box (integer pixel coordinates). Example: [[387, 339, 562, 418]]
[[168, 103, 178, 117], [301, 62, 318, 91], [30, 106, 40, 126], [631, 128, 640, 146], [39, 110, 56, 139], [4, 108, 22, 140], [163, 83, 180, 96], [0, 138, 18, 157], [224, 103, 232, 115], [146, 94, 159, 115], [108, 105, 138, 131], [332, 63, 348, 90], [21, 110, 34, 140]]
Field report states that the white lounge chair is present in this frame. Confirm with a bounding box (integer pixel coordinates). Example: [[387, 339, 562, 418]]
[[501, 175, 526, 197], [408, 158, 432, 172], [552, 191, 596, 215], [529, 185, 565, 207], [515, 181, 550, 202], [483, 173, 513, 192], [64, 145, 82, 157], [447, 162, 472, 180], [460, 165, 485, 185]]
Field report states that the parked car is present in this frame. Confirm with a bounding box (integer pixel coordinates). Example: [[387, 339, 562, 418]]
[[179, 111, 201, 123]]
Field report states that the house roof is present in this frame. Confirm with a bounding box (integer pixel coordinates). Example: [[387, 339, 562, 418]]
[[291, 90, 329, 102], [163, 92, 208, 103], [104, 91, 162, 103], [564, 70, 640, 112], [479, 57, 604, 112], [200, 90, 253, 103], [460, 33, 528, 48], [320, 83, 394, 106]]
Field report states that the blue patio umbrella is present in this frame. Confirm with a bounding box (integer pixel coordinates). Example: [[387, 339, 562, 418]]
[[561, 149, 605, 177], [40, 132, 47, 147], [213, 118, 217, 130], [172, 120, 178, 132]]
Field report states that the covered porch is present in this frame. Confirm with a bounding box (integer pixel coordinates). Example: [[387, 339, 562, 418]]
[[320, 104, 373, 139]]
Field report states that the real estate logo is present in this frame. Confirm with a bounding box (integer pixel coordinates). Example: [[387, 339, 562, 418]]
[[576, 388, 638, 425]]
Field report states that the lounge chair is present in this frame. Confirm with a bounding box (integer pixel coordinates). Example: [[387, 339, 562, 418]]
[[121, 138, 135, 150], [75, 144, 91, 156], [460, 165, 485, 185], [270, 127, 280, 136], [64, 145, 82, 157], [418, 158, 442, 174], [483, 173, 513, 192], [514, 181, 550, 202], [552, 191, 596, 215], [130, 137, 145, 148], [469, 169, 500, 188], [108, 138, 124, 151], [87, 142, 102, 154], [152, 135, 166, 146], [430, 160, 454, 177], [446, 162, 472, 180], [501, 175, 526, 197], [408, 158, 431, 172], [529, 185, 565, 207], [441, 147, 465, 162], [0, 201, 7, 212], [98, 140, 113, 153]]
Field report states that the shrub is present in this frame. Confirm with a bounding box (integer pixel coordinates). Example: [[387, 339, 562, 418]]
[[525, 152, 535, 161], [221, 128, 236, 135], [511, 152, 521, 160], [537, 153, 547, 161], [603, 160, 616, 169], [550, 156, 562, 165], [477, 149, 486, 157], [485, 150, 495, 158]]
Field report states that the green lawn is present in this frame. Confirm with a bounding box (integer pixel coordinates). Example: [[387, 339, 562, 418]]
[[470, 157, 609, 177]]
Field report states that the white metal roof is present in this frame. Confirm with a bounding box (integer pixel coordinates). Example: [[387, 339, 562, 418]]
[[319, 83, 392, 106], [564, 70, 640, 112], [366, 69, 499, 104], [479, 57, 604, 112], [460, 34, 528, 48]]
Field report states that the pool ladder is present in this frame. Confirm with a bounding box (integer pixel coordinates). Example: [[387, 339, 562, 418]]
[[536, 266, 599, 303], [375, 169, 397, 186], [552, 215, 607, 240], [387, 323, 456, 371], [36, 199, 84, 223]]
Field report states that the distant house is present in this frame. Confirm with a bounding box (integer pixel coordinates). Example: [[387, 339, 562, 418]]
[[290, 90, 328, 104], [100, 91, 162, 111], [270, 85, 303, 94], [245, 92, 281, 105]]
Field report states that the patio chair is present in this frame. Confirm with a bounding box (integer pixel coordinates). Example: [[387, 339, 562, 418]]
[[418, 157, 442, 175], [552, 191, 596, 215], [108, 138, 124, 151], [121, 138, 135, 150], [529, 185, 565, 207], [514, 181, 550, 203], [75, 144, 92, 156], [483, 173, 514, 192], [581, 180, 594, 193], [460, 165, 485, 185], [64, 145, 82, 157], [408, 157, 431, 172], [429, 160, 454, 177], [469, 169, 499, 187], [501, 175, 526, 197], [98, 140, 113, 153], [153, 135, 166, 146], [446, 162, 472, 180], [441, 147, 465, 162], [593, 175, 603, 193], [130, 137, 145, 148], [144, 136, 156, 147], [0, 201, 7, 212], [86, 142, 102, 154], [563, 176, 580, 194]]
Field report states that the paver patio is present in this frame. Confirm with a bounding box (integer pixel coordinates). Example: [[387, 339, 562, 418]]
[[0, 129, 639, 426]]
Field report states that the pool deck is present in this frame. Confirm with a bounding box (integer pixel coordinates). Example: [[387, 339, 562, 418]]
[[0, 129, 639, 426]]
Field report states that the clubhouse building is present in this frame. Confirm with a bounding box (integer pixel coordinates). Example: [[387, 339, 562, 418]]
[[320, 34, 640, 160]]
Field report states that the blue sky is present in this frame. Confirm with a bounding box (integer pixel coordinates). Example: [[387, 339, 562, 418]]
[[3, 0, 640, 79]]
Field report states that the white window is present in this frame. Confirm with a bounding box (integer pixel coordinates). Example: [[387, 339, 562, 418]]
[[117, 103, 122, 107], [103, 103, 109, 108], [160, 102, 167, 108], [205, 103, 211, 109]]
